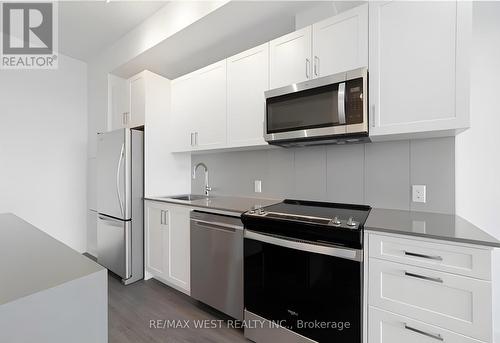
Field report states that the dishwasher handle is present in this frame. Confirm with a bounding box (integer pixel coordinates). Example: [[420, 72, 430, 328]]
[[191, 218, 243, 232]]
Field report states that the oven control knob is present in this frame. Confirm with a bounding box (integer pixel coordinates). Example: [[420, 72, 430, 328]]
[[249, 210, 256, 215], [258, 208, 266, 215], [347, 217, 356, 227], [332, 216, 341, 226]]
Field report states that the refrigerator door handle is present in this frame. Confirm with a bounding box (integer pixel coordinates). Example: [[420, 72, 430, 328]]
[[116, 144, 125, 217], [98, 214, 122, 226], [125, 221, 131, 279]]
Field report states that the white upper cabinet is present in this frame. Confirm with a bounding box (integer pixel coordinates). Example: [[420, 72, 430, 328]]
[[128, 74, 146, 128], [227, 43, 269, 147], [170, 72, 198, 152], [269, 6, 369, 90], [369, 1, 471, 139], [270, 26, 312, 89], [108, 74, 129, 131], [108, 71, 149, 131], [312, 4, 368, 77], [194, 60, 227, 149], [170, 61, 227, 152]]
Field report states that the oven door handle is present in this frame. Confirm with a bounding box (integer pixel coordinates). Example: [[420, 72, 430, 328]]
[[244, 230, 362, 262]]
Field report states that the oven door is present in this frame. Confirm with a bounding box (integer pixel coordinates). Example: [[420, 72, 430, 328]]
[[244, 230, 362, 343]]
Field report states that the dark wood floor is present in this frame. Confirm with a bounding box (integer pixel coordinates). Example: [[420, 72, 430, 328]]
[[108, 275, 248, 343]]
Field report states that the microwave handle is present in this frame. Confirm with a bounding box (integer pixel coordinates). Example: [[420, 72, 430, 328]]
[[338, 82, 346, 124]]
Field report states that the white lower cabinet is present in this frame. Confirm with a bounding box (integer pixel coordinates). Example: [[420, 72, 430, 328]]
[[369, 307, 486, 343], [367, 233, 493, 343], [368, 234, 491, 280], [145, 201, 190, 295]]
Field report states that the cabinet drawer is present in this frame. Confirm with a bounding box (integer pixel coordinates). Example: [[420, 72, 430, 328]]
[[369, 306, 486, 343], [369, 258, 492, 342], [369, 234, 491, 280]]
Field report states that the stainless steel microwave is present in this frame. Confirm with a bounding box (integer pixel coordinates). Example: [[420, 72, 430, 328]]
[[264, 67, 369, 147]]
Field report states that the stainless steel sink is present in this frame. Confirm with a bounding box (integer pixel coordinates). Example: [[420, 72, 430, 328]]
[[167, 194, 208, 201]]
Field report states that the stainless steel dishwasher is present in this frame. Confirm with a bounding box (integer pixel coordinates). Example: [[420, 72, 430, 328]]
[[190, 211, 244, 320]]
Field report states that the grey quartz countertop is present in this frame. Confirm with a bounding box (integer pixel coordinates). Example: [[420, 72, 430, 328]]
[[365, 208, 500, 248], [145, 195, 281, 216], [0, 213, 105, 306]]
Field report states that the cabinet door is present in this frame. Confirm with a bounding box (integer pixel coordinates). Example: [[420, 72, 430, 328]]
[[270, 26, 312, 89], [369, 1, 471, 138], [170, 74, 197, 152], [312, 4, 368, 78], [165, 205, 190, 294], [369, 307, 485, 343], [227, 43, 269, 147], [144, 203, 167, 277], [108, 74, 129, 131], [369, 258, 492, 342], [194, 60, 227, 149], [128, 75, 145, 128]]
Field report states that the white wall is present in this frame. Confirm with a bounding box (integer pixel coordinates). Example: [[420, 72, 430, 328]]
[[0, 54, 88, 252], [455, 2, 500, 339]]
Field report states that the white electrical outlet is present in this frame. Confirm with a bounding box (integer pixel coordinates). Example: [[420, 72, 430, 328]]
[[254, 180, 262, 193], [412, 185, 426, 203]]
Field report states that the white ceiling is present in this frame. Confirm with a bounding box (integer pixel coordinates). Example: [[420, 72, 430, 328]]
[[113, 1, 364, 79], [58, 1, 168, 61]]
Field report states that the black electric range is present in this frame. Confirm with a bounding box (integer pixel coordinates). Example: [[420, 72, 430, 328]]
[[241, 199, 371, 249], [242, 199, 371, 343]]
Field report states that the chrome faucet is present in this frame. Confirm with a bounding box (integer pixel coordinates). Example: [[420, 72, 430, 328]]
[[192, 162, 212, 196]]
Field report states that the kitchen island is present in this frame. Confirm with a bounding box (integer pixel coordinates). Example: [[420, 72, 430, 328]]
[[0, 213, 107, 343]]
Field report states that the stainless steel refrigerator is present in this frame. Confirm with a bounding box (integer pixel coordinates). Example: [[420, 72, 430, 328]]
[[97, 128, 143, 285]]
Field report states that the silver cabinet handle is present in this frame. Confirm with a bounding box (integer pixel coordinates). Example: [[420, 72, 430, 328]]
[[195, 132, 198, 146], [160, 210, 168, 225], [190, 132, 194, 147], [305, 58, 310, 79], [338, 82, 346, 124], [404, 323, 444, 341], [123, 112, 129, 125], [404, 251, 443, 261], [314, 56, 319, 76], [404, 271, 443, 284]]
